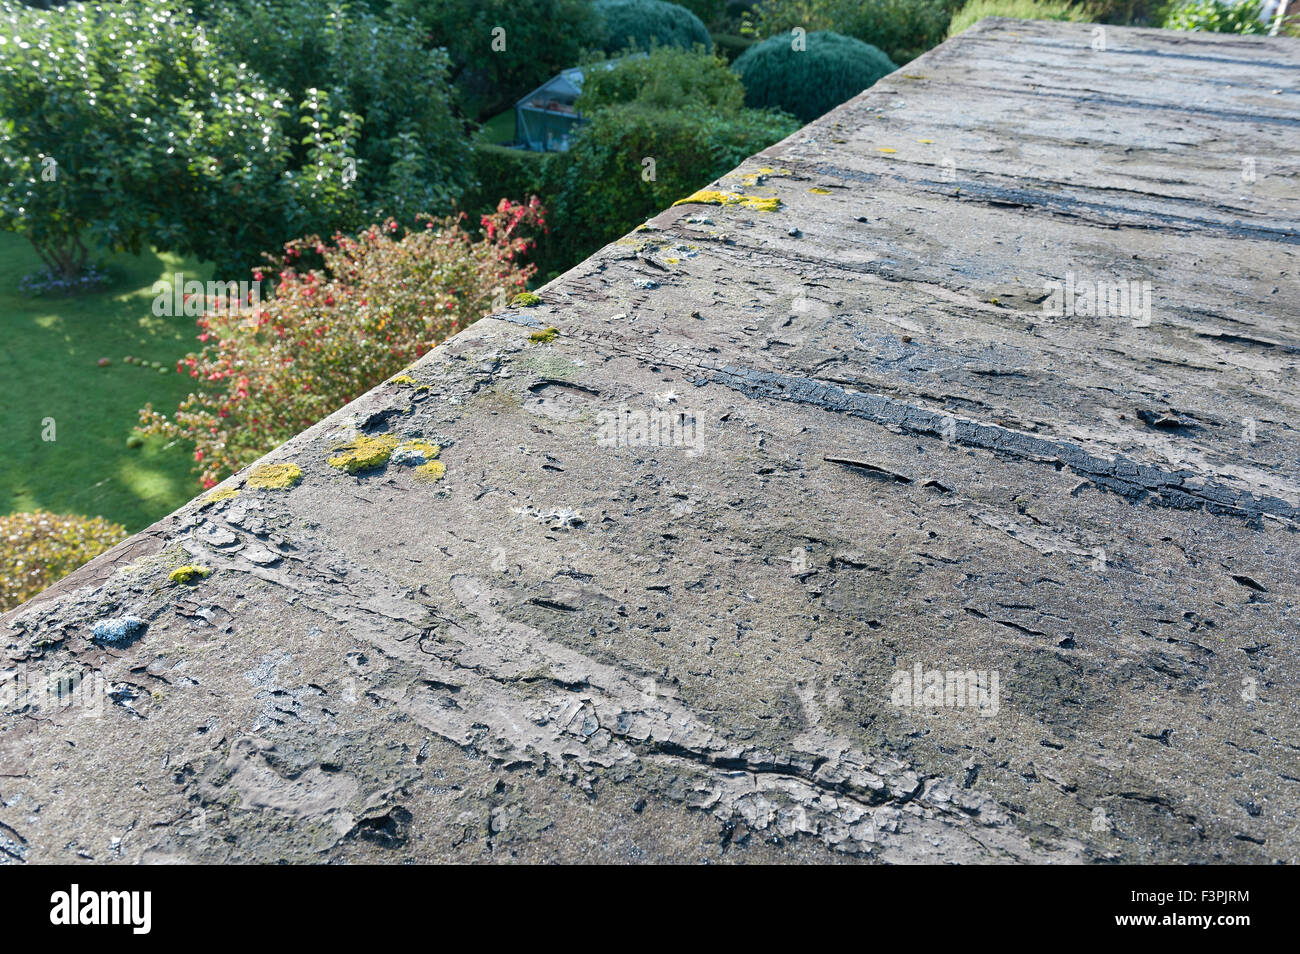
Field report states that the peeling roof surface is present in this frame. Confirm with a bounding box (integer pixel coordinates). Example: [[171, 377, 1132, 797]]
[[3, 19, 1299, 863]]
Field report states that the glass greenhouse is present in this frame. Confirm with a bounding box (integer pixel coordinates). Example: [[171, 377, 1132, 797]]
[[514, 67, 586, 153]]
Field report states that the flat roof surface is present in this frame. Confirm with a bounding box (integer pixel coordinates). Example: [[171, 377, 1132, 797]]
[[3, 19, 1298, 863]]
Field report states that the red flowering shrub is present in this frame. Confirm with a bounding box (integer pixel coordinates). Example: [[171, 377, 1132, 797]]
[[138, 199, 546, 488]]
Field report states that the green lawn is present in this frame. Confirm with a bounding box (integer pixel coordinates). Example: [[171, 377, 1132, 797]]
[[0, 233, 212, 532], [480, 108, 517, 145]]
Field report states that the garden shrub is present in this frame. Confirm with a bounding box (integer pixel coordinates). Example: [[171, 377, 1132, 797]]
[[468, 144, 551, 215], [0, 0, 355, 281], [596, 0, 714, 52], [137, 201, 545, 489], [203, 0, 471, 224], [391, 0, 606, 119], [673, 0, 727, 26], [947, 0, 1094, 35], [731, 30, 896, 123], [545, 102, 797, 263], [0, 511, 127, 613], [746, 0, 956, 66], [578, 46, 746, 112], [1162, 0, 1270, 33]]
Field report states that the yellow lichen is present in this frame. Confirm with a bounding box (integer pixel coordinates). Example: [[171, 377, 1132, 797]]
[[247, 463, 303, 489], [388, 374, 418, 387], [328, 434, 399, 474], [528, 326, 559, 344], [878, 147, 897, 154], [413, 460, 447, 483], [168, 564, 211, 584], [808, 187, 832, 195], [201, 486, 241, 505], [511, 291, 542, 307], [392, 438, 441, 465], [671, 190, 781, 213]]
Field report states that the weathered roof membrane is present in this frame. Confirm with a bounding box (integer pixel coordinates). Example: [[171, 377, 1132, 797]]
[[3, 19, 1299, 864]]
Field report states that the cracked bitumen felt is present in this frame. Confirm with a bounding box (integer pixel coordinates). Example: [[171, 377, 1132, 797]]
[[1, 20, 1298, 864]]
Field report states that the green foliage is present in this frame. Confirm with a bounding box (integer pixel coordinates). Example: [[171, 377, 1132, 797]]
[[545, 102, 797, 262], [1089, 0, 1165, 24], [0, 0, 336, 280], [1, 511, 127, 612], [947, 0, 1094, 35], [746, 0, 957, 66], [578, 47, 745, 112], [467, 142, 550, 215], [673, 0, 728, 26], [712, 32, 757, 62], [732, 30, 896, 123], [203, 0, 471, 224], [391, 0, 605, 119], [596, 0, 714, 52], [1162, 0, 1269, 32]]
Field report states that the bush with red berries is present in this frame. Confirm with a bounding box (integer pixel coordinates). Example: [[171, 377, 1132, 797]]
[[137, 199, 546, 488]]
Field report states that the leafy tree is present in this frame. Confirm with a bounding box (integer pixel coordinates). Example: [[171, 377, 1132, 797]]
[[391, 0, 606, 119], [0, 0, 365, 280], [202, 0, 471, 220], [732, 30, 895, 123]]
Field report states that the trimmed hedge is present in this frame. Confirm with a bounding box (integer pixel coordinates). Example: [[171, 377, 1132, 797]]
[[596, 0, 714, 52], [578, 47, 745, 113], [747, 0, 956, 67], [545, 102, 798, 262], [732, 30, 896, 124]]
